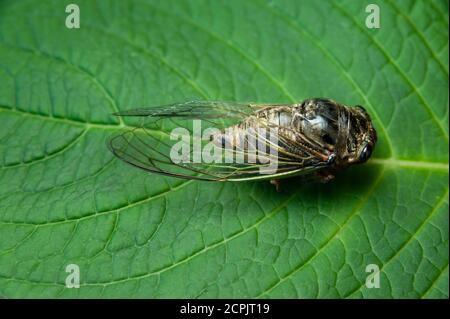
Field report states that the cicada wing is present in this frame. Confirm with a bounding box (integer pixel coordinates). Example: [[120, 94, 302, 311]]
[[114, 100, 261, 124], [108, 101, 330, 181], [108, 128, 219, 180]]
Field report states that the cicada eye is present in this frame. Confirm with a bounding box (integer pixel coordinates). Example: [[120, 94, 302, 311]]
[[359, 144, 372, 162]]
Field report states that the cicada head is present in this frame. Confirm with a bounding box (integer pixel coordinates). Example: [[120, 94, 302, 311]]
[[339, 104, 377, 166]]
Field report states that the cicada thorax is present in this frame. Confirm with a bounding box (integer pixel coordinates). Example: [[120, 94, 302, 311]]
[[292, 99, 341, 147], [288, 98, 376, 168]]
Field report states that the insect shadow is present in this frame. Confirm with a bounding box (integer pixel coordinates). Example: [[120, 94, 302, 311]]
[[252, 163, 383, 202]]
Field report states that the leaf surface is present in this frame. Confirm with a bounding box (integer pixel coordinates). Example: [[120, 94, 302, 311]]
[[0, 0, 448, 298]]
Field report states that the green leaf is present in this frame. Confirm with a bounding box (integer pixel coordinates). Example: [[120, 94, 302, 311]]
[[0, 0, 448, 298]]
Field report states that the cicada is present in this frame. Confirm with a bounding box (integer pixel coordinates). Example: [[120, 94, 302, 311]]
[[108, 98, 377, 189]]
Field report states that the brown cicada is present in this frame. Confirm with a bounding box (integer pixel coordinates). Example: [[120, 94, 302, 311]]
[[108, 98, 377, 189]]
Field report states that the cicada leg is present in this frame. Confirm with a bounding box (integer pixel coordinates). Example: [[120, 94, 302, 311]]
[[316, 170, 335, 183], [270, 179, 282, 192]]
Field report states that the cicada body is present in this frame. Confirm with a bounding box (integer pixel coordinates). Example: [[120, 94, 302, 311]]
[[108, 98, 377, 184]]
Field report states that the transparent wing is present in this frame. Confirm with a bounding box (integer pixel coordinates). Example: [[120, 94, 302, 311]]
[[108, 101, 329, 181], [113, 100, 258, 121]]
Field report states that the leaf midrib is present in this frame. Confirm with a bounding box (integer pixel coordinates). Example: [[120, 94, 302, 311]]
[[1, 106, 447, 172]]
